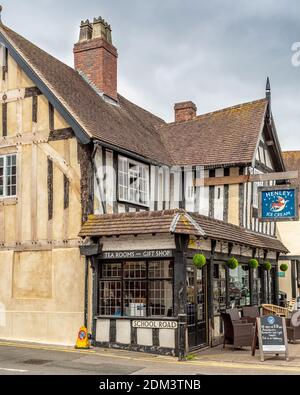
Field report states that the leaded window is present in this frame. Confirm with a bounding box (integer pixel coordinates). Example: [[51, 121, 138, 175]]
[[99, 260, 173, 317], [118, 156, 149, 206], [0, 154, 17, 197]]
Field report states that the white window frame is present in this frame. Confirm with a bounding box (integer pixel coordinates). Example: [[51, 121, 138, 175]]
[[0, 153, 17, 198], [118, 155, 149, 207]]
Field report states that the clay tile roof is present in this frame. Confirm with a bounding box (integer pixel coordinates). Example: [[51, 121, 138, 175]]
[[159, 99, 268, 167], [0, 23, 269, 168], [79, 209, 288, 253], [0, 24, 171, 164]]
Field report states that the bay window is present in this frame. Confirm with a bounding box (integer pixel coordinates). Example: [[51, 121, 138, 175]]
[[118, 156, 149, 206], [0, 154, 17, 197], [99, 260, 173, 317]]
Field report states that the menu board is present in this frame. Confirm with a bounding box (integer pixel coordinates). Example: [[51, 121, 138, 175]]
[[252, 315, 289, 362], [260, 316, 285, 352]]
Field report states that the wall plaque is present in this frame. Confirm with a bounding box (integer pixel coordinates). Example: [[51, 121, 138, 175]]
[[132, 320, 178, 329]]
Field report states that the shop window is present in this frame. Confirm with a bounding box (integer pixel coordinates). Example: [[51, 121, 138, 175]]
[[252, 266, 262, 306], [118, 156, 149, 206], [124, 280, 147, 317], [266, 267, 275, 304], [0, 154, 17, 197], [228, 265, 250, 307], [98, 260, 173, 318], [213, 263, 226, 315], [99, 280, 122, 316], [102, 263, 122, 278]]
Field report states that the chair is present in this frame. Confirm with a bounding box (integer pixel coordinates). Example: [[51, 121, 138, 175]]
[[262, 304, 289, 317], [286, 311, 300, 343], [226, 308, 247, 323], [287, 298, 297, 314], [221, 312, 254, 349], [242, 306, 260, 324]]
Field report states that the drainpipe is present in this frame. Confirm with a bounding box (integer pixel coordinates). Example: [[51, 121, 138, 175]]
[[84, 257, 89, 328]]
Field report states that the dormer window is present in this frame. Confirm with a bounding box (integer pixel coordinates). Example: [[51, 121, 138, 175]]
[[118, 156, 149, 206], [0, 154, 17, 197]]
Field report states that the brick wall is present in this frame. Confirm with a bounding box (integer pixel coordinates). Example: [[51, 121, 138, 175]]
[[74, 37, 118, 101], [174, 101, 197, 122]]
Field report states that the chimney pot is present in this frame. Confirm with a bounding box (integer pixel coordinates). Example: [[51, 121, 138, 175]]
[[174, 101, 197, 122], [79, 20, 92, 42], [74, 16, 118, 101]]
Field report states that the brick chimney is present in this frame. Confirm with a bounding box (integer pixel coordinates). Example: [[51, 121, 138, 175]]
[[73, 17, 118, 101], [174, 101, 197, 122]]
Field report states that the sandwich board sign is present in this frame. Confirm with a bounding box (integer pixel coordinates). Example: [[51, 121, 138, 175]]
[[252, 315, 289, 361], [258, 185, 299, 222]]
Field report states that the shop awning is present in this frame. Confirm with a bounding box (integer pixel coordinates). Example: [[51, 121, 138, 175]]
[[79, 209, 288, 253]]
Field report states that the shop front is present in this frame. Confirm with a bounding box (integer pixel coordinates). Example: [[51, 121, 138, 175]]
[[79, 209, 288, 357]]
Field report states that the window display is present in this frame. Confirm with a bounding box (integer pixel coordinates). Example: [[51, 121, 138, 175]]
[[213, 263, 226, 315], [99, 260, 173, 317], [228, 265, 250, 307]]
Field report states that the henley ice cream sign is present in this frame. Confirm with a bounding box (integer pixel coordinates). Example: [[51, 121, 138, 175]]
[[258, 186, 299, 222]]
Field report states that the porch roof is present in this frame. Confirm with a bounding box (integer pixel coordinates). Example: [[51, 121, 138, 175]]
[[79, 209, 288, 253]]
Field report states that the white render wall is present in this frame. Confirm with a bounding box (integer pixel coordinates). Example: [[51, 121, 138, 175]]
[[101, 234, 176, 252], [94, 146, 278, 237]]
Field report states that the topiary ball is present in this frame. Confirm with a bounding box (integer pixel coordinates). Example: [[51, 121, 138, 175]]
[[193, 254, 207, 268], [263, 262, 272, 271], [280, 263, 288, 272], [249, 259, 259, 269], [227, 257, 239, 270]]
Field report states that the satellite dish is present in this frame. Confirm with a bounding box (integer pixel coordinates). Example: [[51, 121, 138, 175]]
[[291, 310, 300, 327]]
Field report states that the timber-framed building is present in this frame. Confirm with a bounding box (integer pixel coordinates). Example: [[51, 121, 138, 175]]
[[0, 12, 288, 355]]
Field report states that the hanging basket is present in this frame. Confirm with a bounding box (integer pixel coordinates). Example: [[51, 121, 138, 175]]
[[193, 254, 207, 269], [263, 262, 272, 271], [280, 263, 288, 272], [227, 257, 239, 270], [248, 259, 259, 269]]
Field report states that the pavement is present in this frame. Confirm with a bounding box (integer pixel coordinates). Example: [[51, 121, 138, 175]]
[[0, 340, 299, 375]]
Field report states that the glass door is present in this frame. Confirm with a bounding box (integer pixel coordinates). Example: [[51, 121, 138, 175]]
[[186, 264, 207, 349]]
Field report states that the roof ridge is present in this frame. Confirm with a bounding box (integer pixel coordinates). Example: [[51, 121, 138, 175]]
[[87, 209, 185, 222], [0, 24, 76, 74], [160, 98, 267, 129]]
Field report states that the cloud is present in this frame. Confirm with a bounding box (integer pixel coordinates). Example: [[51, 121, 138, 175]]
[[2, 0, 300, 149]]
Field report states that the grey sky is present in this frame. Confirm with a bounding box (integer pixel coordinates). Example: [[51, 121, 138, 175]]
[[2, 0, 300, 150]]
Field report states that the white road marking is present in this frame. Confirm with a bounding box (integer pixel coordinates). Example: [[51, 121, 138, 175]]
[[0, 367, 28, 373]]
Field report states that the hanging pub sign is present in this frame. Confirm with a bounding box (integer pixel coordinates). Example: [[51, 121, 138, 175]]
[[252, 315, 289, 362], [258, 185, 299, 222]]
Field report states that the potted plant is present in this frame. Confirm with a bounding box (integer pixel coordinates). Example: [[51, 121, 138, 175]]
[[192, 253, 207, 269], [248, 259, 259, 269], [262, 262, 272, 271], [227, 257, 239, 270], [280, 263, 288, 272]]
